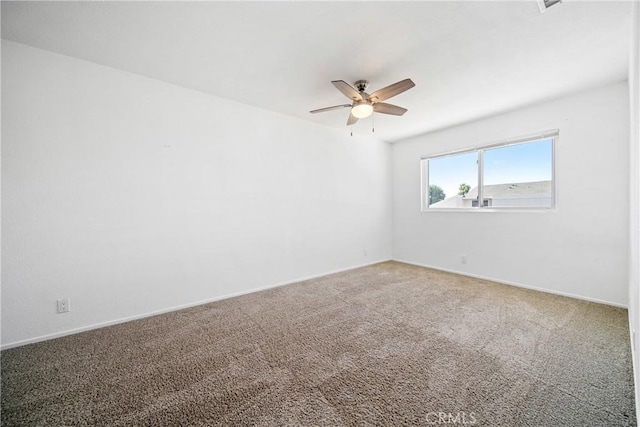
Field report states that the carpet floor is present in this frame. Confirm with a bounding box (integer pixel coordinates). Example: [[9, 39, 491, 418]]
[[1, 261, 637, 426]]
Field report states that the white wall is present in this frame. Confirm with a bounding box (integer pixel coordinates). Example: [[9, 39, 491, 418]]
[[1, 41, 393, 348], [393, 82, 630, 307], [628, 0, 640, 417]]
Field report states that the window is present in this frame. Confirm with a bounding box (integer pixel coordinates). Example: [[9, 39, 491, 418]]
[[426, 151, 478, 208], [421, 131, 556, 210]]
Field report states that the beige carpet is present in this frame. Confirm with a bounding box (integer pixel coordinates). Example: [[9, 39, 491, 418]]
[[1, 261, 636, 426]]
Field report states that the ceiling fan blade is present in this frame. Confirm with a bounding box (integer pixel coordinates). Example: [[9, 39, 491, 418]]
[[373, 102, 408, 116], [310, 104, 351, 114], [332, 80, 363, 101], [369, 78, 415, 102], [347, 112, 359, 126]]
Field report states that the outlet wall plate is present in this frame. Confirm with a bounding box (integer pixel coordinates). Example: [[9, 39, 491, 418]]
[[57, 298, 71, 313]]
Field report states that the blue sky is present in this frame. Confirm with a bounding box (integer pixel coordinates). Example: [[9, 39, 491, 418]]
[[428, 138, 553, 199]]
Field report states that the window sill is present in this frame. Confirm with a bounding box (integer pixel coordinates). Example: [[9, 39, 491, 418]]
[[421, 207, 557, 213]]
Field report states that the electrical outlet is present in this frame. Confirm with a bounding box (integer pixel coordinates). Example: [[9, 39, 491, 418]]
[[461, 255, 467, 264], [57, 298, 71, 314]]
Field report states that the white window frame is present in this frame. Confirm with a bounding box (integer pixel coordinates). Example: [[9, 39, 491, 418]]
[[421, 130, 558, 212]]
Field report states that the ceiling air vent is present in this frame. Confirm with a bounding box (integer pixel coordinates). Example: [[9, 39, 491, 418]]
[[537, 0, 561, 13]]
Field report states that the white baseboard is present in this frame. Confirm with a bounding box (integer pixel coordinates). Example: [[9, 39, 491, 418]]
[[393, 258, 628, 309], [1, 258, 393, 350]]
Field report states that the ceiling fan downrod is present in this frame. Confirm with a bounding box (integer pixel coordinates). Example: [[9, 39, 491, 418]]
[[354, 80, 369, 93]]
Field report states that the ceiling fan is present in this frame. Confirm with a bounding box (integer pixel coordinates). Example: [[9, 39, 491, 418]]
[[310, 78, 415, 125]]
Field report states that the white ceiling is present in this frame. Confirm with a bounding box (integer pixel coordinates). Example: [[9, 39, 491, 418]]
[[1, 1, 632, 142]]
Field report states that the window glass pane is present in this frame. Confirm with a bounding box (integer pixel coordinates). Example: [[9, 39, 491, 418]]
[[427, 151, 478, 208], [482, 138, 553, 208]]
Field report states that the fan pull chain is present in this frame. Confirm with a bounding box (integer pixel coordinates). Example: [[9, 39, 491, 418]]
[[350, 126, 353, 137], [372, 114, 375, 133]]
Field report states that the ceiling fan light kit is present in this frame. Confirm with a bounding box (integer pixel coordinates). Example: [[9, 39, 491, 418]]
[[310, 78, 415, 127], [351, 101, 374, 118]]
